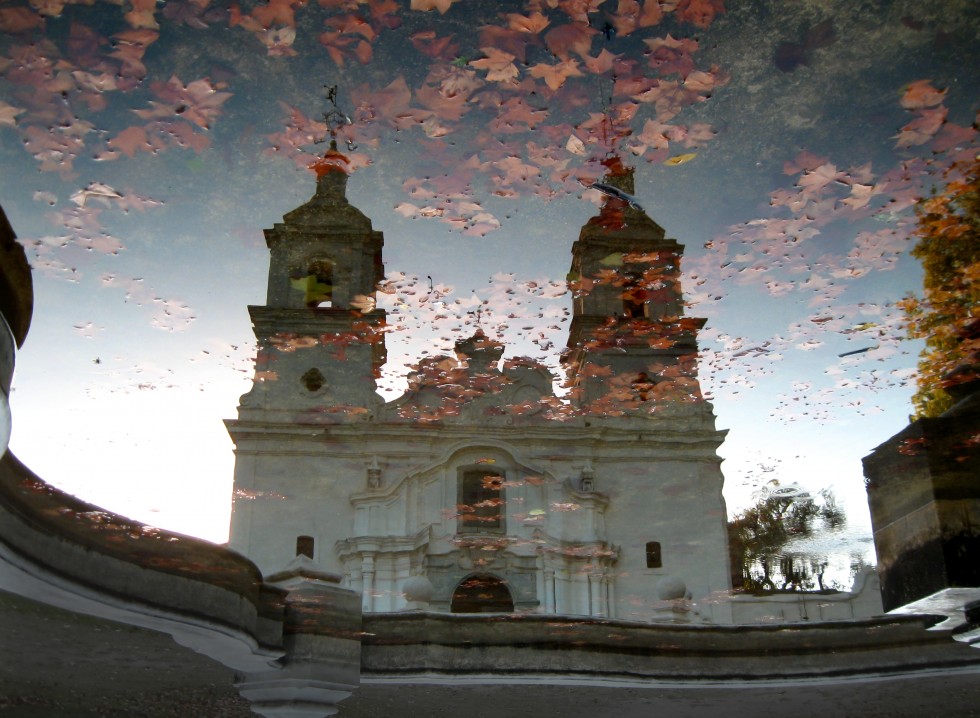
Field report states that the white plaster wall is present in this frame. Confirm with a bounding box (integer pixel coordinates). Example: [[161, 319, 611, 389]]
[[593, 455, 730, 621], [230, 420, 732, 622]]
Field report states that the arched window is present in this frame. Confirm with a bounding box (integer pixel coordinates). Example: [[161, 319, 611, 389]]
[[621, 271, 647, 318], [458, 468, 504, 532], [450, 574, 514, 613]]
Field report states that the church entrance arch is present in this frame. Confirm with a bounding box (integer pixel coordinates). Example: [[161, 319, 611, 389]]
[[450, 574, 515, 613]]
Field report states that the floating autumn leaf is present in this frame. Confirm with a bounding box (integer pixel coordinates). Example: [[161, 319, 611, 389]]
[[783, 150, 829, 175], [157, 119, 213, 152], [72, 70, 119, 93], [108, 125, 154, 157], [124, 0, 159, 29], [629, 118, 671, 155], [683, 67, 729, 93], [110, 28, 159, 79], [353, 75, 415, 126], [507, 11, 550, 34], [478, 24, 538, 63], [0, 100, 25, 127], [133, 75, 232, 129], [681, 122, 716, 147], [840, 183, 881, 210], [578, 48, 616, 74], [528, 58, 584, 91], [70, 182, 123, 208], [463, 212, 501, 236], [63, 30, 108, 82], [493, 157, 541, 185], [162, 0, 221, 30], [900, 79, 946, 110], [394, 202, 423, 218], [844, 161, 875, 185], [350, 294, 378, 312], [251, 0, 304, 29], [414, 66, 482, 122], [664, 152, 696, 166], [675, 0, 726, 28], [76, 233, 124, 255], [31, 0, 67, 16], [318, 29, 370, 65], [470, 47, 520, 83], [32, 191, 58, 206], [113, 191, 163, 213], [796, 162, 845, 195], [415, 84, 466, 123], [409, 30, 459, 59], [23, 123, 90, 177], [260, 25, 298, 56], [410, 0, 459, 13], [929, 123, 977, 155], [544, 22, 596, 60], [490, 96, 549, 133], [895, 106, 948, 148], [610, 0, 664, 36], [0, 6, 45, 33], [565, 133, 587, 155], [325, 12, 376, 40], [367, 0, 401, 29], [644, 33, 699, 76]]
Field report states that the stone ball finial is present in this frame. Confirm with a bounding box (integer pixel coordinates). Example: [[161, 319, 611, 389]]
[[402, 575, 434, 603], [656, 576, 687, 601]]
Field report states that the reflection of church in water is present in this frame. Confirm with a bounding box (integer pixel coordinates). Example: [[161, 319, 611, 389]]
[[227, 143, 733, 622]]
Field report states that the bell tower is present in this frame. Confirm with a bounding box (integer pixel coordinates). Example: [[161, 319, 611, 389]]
[[227, 133, 388, 568], [563, 156, 707, 416], [236, 142, 387, 420]]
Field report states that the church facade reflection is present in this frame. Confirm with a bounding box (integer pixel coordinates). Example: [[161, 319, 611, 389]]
[[227, 149, 732, 621]]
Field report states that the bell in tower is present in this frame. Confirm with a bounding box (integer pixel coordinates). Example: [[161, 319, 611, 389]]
[[562, 155, 708, 417]]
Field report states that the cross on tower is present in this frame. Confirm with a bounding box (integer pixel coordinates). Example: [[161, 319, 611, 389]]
[[316, 85, 355, 149]]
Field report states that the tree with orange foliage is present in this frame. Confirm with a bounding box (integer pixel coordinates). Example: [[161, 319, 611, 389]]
[[901, 155, 980, 417]]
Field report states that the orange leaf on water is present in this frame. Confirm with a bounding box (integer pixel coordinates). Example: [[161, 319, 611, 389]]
[[108, 126, 153, 158], [900, 80, 946, 110], [410, 0, 459, 13], [528, 59, 584, 90], [544, 22, 596, 60]]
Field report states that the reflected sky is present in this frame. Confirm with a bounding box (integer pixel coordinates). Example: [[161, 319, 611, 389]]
[[1, 0, 977, 578]]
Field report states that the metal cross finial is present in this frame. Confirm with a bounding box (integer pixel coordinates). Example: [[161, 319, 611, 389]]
[[317, 85, 354, 147]]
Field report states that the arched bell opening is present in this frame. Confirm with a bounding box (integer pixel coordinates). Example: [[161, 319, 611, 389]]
[[450, 573, 514, 614], [290, 258, 334, 308]]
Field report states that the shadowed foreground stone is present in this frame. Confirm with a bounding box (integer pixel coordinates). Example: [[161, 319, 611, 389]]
[[4, 590, 980, 718]]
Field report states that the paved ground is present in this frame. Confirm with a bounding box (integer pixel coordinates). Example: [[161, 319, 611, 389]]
[[0, 590, 253, 717], [2, 589, 980, 718]]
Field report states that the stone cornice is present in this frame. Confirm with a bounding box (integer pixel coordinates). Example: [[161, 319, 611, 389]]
[[225, 418, 728, 454], [248, 305, 387, 335]]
